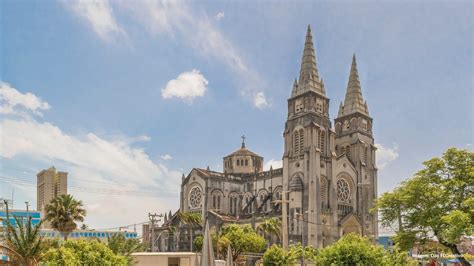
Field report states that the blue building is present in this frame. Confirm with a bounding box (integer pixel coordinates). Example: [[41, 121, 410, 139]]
[[0, 209, 42, 228], [40, 229, 138, 241]]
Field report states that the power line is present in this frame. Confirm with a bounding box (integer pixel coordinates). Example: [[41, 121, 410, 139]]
[[0, 175, 179, 198]]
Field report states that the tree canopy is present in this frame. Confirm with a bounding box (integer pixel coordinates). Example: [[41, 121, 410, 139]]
[[194, 223, 266, 261], [376, 148, 473, 265], [107, 233, 145, 264], [43, 239, 128, 265]]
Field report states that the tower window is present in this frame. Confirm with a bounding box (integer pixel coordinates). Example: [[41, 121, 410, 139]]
[[294, 129, 304, 156], [245, 159, 248, 166], [364, 147, 368, 163], [319, 130, 325, 154], [237, 160, 240, 166]]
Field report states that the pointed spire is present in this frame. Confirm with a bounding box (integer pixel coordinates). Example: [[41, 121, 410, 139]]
[[295, 25, 325, 96], [299, 25, 319, 83], [168, 210, 172, 219], [164, 212, 168, 222], [339, 54, 369, 117]]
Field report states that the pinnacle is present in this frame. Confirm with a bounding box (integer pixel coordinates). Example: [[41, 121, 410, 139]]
[[339, 54, 369, 117]]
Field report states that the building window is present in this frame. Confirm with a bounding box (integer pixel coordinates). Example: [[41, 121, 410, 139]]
[[245, 159, 248, 166], [189, 186, 202, 209], [294, 129, 304, 156], [237, 160, 240, 166], [336, 179, 351, 203], [346, 145, 351, 159], [319, 130, 325, 153], [364, 147, 368, 163]]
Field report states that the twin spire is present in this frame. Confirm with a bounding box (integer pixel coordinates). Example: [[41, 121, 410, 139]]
[[338, 54, 369, 117], [293, 25, 369, 117], [292, 25, 325, 97]]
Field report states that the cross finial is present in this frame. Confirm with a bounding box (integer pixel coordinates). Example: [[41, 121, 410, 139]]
[[241, 135, 246, 148]]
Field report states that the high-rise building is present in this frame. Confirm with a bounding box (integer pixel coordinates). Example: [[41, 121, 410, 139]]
[[36, 166, 68, 228]]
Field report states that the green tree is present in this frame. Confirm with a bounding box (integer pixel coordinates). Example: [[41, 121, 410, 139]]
[[178, 211, 202, 251], [262, 243, 318, 265], [43, 239, 128, 265], [257, 217, 281, 246], [193, 224, 266, 262], [2, 211, 44, 265], [220, 224, 266, 261], [316, 233, 386, 265], [262, 244, 297, 266], [44, 194, 86, 241], [107, 233, 145, 264], [376, 148, 474, 266]]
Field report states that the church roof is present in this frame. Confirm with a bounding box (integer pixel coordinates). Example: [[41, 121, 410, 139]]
[[224, 147, 262, 158], [338, 54, 369, 117]]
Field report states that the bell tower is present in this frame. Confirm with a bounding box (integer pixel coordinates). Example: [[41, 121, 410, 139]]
[[282, 25, 336, 249], [334, 54, 378, 240]]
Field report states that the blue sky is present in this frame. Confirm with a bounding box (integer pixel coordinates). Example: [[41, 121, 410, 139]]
[[0, 0, 472, 230]]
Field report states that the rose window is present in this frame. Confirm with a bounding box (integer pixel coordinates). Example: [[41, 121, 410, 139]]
[[189, 187, 202, 209], [337, 179, 351, 202]]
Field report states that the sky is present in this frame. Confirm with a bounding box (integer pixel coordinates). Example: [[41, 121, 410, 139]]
[[0, 0, 472, 232]]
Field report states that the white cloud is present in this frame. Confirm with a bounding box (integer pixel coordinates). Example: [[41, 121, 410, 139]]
[[0, 85, 181, 230], [264, 159, 283, 171], [64, 0, 125, 41], [0, 82, 50, 115], [375, 143, 399, 169], [160, 154, 173, 160], [254, 91, 270, 109], [161, 69, 208, 102], [214, 11, 225, 21], [118, 1, 268, 108]]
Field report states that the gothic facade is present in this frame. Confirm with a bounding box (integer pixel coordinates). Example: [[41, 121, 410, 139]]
[[152, 25, 378, 252]]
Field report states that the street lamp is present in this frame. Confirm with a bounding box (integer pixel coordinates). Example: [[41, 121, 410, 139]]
[[296, 211, 309, 266]]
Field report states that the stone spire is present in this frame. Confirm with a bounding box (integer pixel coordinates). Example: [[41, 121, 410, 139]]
[[338, 54, 369, 117], [293, 25, 325, 97]]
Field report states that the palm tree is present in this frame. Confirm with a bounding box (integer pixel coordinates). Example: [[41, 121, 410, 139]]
[[2, 201, 44, 265], [44, 194, 86, 241], [257, 217, 281, 246], [178, 212, 202, 252]]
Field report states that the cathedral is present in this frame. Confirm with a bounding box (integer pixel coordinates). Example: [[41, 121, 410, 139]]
[[152, 25, 378, 252]]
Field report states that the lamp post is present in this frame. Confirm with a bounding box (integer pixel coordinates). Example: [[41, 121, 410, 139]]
[[296, 211, 309, 266]]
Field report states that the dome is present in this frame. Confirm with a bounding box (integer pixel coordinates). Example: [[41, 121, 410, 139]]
[[289, 176, 303, 191]]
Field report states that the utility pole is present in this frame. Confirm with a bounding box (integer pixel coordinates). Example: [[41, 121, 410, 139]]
[[25, 201, 30, 213], [148, 213, 162, 252]]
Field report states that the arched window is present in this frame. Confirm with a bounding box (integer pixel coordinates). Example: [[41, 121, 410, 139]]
[[245, 159, 248, 166], [341, 146, 345, 155], [212, 190, 223, 210], [237, 159, 240, 166], [294, 129, 304, 156], [320, 176, 327, 206], [319, 130, 325, 154], [229, 193, 239, 215]]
